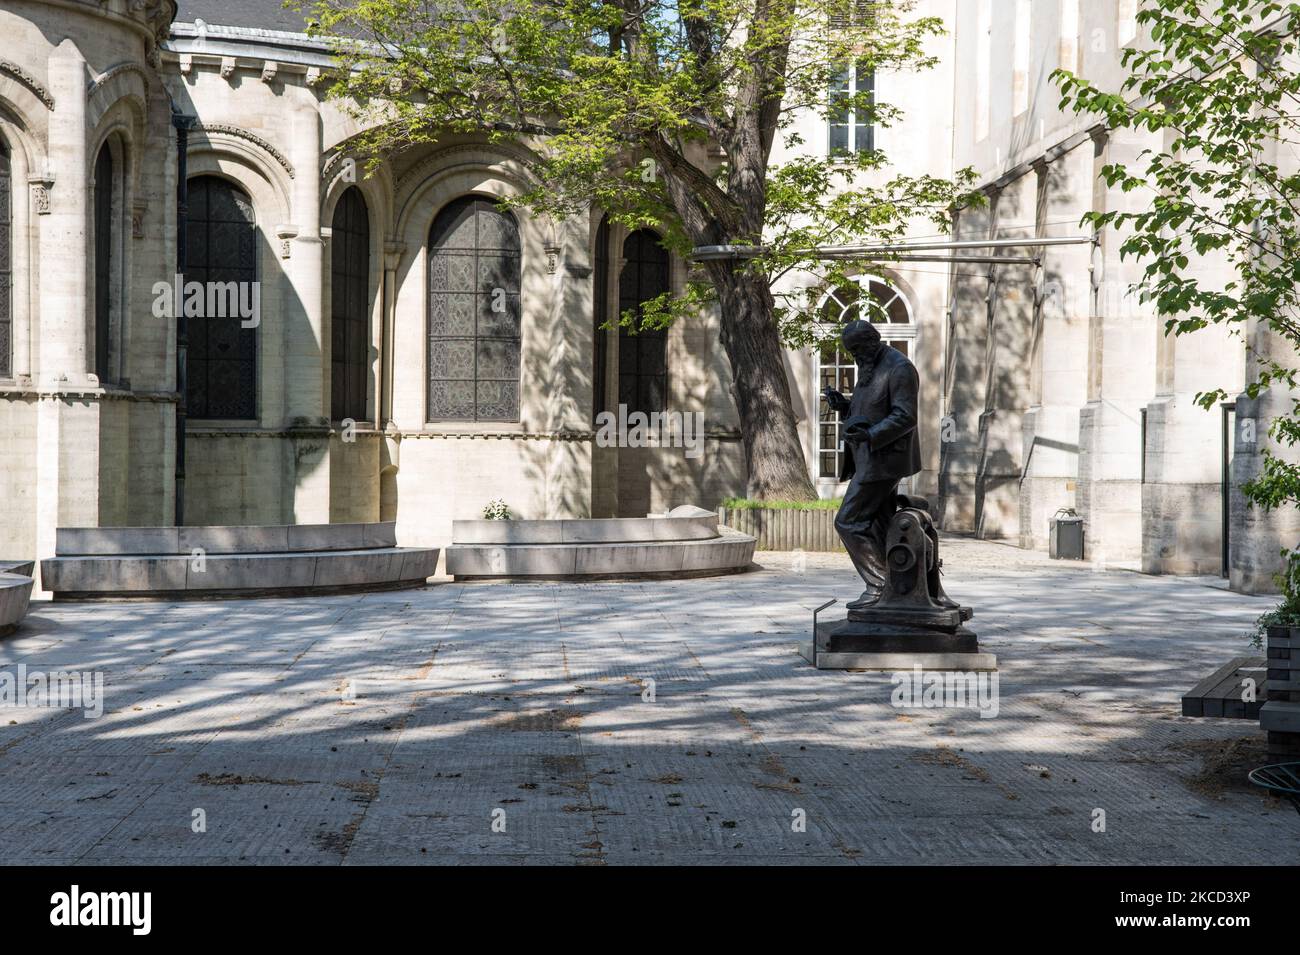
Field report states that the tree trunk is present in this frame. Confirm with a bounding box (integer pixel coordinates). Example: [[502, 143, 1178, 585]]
[[709, 264, 817, 501]]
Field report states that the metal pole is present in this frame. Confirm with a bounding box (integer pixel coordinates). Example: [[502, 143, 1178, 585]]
[[688, 234, 1095, 261], [817, 253, 1041, 266], [1221, 402, 1236, 578], [172, 111, 194, 527], [815, 235, 1096, 254]]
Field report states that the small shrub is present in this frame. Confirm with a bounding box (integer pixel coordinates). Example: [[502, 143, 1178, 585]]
[[482, 499, 512, 520], [720, 497, 843, 511], [1248, 548, 1300, 649]]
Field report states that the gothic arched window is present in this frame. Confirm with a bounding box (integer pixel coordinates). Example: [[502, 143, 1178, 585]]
[[617, 229, 669, 414], [815, 276, 915, 480], [93, 143, 114, 382], [331, 187, 371, 421], [186, 176, 258, 420], [427, 195, 521, 422], [0, 141, 10, 379], [593, 216, 611, 422]]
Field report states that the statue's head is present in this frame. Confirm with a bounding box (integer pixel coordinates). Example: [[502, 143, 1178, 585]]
[[841, 319, 882, 362]]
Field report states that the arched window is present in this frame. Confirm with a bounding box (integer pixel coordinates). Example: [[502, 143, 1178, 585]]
[[592, 216, 611, 422], [815, 275, 915, 480], [427, 195, 521, 422], [0, 141, 10, 379], [186, 176, 258, 420], [93, 144, 114, 382], [617, 229, 669, 414], [331, 187, 370, 421]]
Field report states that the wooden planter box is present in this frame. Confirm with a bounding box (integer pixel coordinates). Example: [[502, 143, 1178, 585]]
[[717, 507, 843, 552]]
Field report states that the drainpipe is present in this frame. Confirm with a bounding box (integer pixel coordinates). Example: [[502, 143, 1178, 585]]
[[1221, 401, 1236, 578]]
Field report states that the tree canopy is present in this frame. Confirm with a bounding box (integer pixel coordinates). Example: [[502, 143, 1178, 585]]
[[300, 0, 974, 498]]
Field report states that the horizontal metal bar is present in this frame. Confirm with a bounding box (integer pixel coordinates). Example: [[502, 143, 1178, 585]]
[[689, 234, 1093, 261], [821, 235, 1094, 253], [825, 253, 1041, 265]]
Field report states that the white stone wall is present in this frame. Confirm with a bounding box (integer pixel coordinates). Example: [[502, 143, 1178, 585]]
[[0, 0, 177, 590], [771, 0, 957, 504], [939, 0, 1279, 588], [3, 0, 1290, 594]]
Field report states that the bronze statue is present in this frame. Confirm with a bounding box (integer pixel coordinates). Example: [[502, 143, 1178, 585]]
[[821, 319, 922, 609], [818, 319, 974, 656]]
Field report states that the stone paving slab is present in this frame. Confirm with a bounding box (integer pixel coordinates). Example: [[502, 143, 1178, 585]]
[[1, 537, 1297, 864]]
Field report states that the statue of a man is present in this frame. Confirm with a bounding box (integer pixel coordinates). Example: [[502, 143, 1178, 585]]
[[821, 319, 922, 610]]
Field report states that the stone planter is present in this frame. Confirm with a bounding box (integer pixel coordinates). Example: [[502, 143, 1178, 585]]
[[1261, 624, 1300, 761], [717, 507, 843, 552]]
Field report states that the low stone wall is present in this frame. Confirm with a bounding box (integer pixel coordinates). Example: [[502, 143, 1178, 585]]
[[446, 506, 755, 580], [0, 571, 34, 636], [454, 513, 718, 545], [40, 522, 438, 600], [55, 522, 398, 555], [717, 507, 844, 552]]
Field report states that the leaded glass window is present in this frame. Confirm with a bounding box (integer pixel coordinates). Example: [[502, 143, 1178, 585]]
[[427, 196, 521, 422], [617, 229, 669, 414], [593, 216, 611, 422], [186, 176, 258, 420], [331, 187, 370, 422], [816, 276, 914, 479], [94, 144, 113, 382]]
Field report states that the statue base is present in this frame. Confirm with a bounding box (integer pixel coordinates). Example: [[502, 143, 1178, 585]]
[[801, 617, 995, 670], [820, 616, 979, 653]]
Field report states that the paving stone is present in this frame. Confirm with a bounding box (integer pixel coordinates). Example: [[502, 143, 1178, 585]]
[[2, 538, 1297, 864]]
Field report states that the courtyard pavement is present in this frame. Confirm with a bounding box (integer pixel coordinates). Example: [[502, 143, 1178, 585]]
[[2, 537, 1297, 865]]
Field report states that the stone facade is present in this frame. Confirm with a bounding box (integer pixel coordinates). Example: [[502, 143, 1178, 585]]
[[940, 0, 1285, 591], [0, 0, 1293, 595]]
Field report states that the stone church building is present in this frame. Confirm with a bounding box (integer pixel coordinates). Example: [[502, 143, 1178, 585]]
[[0, 0, 1294, 593]]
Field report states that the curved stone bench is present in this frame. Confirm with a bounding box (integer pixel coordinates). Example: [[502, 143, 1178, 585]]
[[452, 512, 720, 545], [446, 507, 756, 580], [41, 522, 439, 600], [0, 572, 34, 636]]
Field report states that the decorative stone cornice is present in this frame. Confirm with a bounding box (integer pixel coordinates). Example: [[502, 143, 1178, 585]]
[[189, 123, 296, 179], [0, 60, 55, 110]]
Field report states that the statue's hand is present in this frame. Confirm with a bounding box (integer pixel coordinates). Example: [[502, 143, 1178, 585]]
[[821, 386, 850, 414]]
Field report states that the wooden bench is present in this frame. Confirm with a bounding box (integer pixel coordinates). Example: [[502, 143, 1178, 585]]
[[1182, 656, 1268, 719]]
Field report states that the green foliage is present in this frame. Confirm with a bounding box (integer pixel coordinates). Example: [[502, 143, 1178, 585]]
[[297, 0, 976, 344], [1052, 0, 1300, 525], [720, 496, 842, 510], [482, 499, 513, 520], [1248, 549, 1300, 647]]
